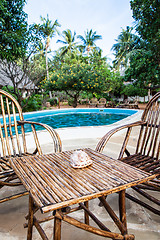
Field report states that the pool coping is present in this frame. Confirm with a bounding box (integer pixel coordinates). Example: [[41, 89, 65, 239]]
[[55, 109, 143, 140], [1, 108, 142, 150], [21, 109, 143, 148]]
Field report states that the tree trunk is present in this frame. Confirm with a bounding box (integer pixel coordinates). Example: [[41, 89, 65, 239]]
[[73, 95, 78, 108], [45, 37, 50, 81]]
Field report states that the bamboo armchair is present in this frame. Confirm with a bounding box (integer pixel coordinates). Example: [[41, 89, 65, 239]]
[[97, 98, 106, 108], [96, 92, 160, 215], [89, 97, 98, 108], [0, 89, 62, 204]]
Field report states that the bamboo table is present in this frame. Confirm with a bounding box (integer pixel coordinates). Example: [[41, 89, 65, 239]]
[[10, 148, 156, 240]]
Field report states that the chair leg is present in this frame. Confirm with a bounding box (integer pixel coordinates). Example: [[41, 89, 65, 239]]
[[27, 195, 34, 240]]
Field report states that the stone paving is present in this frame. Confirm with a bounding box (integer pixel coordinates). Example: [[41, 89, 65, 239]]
[[0, 110, 160, 240]]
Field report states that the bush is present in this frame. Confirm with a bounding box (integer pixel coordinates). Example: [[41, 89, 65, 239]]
[[48, 98, 58, 106], [22, 94, 43, 112]]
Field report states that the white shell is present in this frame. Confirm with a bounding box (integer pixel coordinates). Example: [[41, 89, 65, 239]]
[[70, 150, 93, 168]]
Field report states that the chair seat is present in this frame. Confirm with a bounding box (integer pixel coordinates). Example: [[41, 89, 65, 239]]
[[0, 153, 36, 176], [0, 158, 13, 174], [121, 154, 160, 176]]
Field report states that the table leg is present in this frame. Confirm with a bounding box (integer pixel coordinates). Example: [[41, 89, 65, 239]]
[[84, 201, 89, 224], [119, 190, 127, 235], [54, 211, 62, 240], [27, 195, 34, 240]]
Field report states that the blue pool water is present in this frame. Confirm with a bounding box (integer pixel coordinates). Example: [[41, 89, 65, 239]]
[[1, 108, 137, 134], [21, 108, 137, 132]]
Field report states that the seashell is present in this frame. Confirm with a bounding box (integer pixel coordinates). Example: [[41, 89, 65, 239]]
[[70, 150, 93, 168]]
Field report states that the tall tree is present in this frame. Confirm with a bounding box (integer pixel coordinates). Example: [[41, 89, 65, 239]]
[[124, 0, 160, 89], [0, 40, 46, 107], [112, 26, 139, 70], [0, 0, 28, 61], [130, 0, 160, 44], [130, 0, 160, 66], [77, 29, 102, 55], [36, 15, 61, 81], [57, 29, 78, 56], [44, 53, 120, 107]]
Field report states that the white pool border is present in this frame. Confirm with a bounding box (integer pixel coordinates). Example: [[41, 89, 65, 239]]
[[56, 109, 143, 141], [7, 108, 143, 150]]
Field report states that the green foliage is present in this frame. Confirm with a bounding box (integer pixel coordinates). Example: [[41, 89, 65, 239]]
[[125, 48, 159, 87], [30, 51, 47, 85], [48, 98, 58, 106], [2, 86, 17, 99], [57, 29, 78, 56], [79, 91, 94, 100], [22, 94, 43, 112], [2, 86, 43, 112], [112, 1, 159, 90], [121, 84, 148, 97], [0, 0, 28, 61], [38, 15, 61, 40], [112, 26, 137, 69], [44, 53, 111, 106], [33, 15, 61, 81], [43, 53, 121, 107], [130, 0, 160, 44], [77, 29, 102, 55], [128, 0, 160, 88]]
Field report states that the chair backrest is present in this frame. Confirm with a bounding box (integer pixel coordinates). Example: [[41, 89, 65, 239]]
[[90, 98, 98, 104], [0, 89, 27, 157], [136, 92, 160, 159], [99, 98, 106, 104]]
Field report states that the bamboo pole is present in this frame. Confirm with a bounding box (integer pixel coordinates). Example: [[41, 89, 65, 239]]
[[84, 201, 89, 225], [99, 196, 126, 234], [27, 195, 34, 240], [79, 203, 110, 232], [119, 190, 127, 235], [54, 211, 62, 240]]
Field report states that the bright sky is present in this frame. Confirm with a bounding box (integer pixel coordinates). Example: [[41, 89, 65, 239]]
[[25, 0, 134, 63]]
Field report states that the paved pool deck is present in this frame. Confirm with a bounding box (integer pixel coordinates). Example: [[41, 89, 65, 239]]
[[0, 109, 160, 240]]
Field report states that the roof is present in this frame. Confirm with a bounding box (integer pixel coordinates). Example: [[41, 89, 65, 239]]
[[0, 61, 36, 90]]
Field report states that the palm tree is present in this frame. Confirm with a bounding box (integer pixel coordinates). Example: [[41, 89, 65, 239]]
[[57, 29, 78, 56], [39, 15, 61, 80], [77, 29, 102, 56], [112, 26, 136, 70]]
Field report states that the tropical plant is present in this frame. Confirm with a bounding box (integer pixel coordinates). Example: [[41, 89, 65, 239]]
[[128, 0, 160, 89], [120, 0, 160, 90], [77, 29, 102, 55], [121, 84, 148, 98], [35, 15, 61, 80], [43, 53, 120, 107], [0, 0, 28, 61], [124, 46, 160, 89], [57, 29, 78, 56], [111, 26, 140, 70], [130, 0, 160, 48]]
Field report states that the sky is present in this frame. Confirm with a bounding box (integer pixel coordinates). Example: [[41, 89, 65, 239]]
[[24, 0, 135, 63]]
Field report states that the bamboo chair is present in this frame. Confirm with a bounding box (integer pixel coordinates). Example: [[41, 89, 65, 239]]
[[96, 92, 160, 215], [97, 98, 106, 108], [89, 97, 98, 108], [0, 89, 62, 204]]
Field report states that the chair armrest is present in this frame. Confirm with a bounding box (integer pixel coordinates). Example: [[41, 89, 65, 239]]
[[95, 121, 146, 153], [18, 120, 62, 153]]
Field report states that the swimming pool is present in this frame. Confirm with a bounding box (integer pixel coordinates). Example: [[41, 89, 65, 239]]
[[1, 108, 138, 134], [20, 108, 137, 132]]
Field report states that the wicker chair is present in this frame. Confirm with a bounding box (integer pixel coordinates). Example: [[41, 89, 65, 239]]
[[0, 89, 62, 203], [97, 98, 106, 108], [96, 92, 160, 215], [89, 97, 98, 108]]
